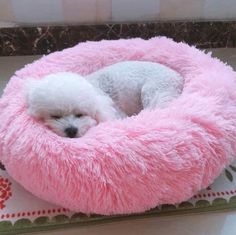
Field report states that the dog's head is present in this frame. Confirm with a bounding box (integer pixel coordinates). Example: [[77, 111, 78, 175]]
[[25, 72, 116, 138]]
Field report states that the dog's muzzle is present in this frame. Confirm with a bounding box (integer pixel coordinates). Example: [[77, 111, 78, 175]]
[[64, 127, 78, 138]]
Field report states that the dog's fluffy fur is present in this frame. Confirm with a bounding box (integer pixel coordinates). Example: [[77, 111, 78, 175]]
[[26, 61, 184, 138]]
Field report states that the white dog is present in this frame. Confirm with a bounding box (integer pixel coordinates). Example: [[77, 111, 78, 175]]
[[26, 61, 184, 138]]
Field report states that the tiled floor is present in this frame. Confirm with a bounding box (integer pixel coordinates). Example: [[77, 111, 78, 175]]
[[1, 49, 236, 235]]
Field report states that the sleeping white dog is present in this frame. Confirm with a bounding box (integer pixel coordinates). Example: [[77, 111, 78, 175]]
[[26, 61, 184, 138]]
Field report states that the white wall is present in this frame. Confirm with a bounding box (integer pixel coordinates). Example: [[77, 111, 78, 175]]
[[0, 0, 235, 26]]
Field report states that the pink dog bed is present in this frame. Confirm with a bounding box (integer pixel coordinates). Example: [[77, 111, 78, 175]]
[[1, 37, 236, 215]]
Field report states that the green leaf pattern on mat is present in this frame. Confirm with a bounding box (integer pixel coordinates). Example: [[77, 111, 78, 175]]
[[1, 195, 236, 234], [34, 216, 50, 225], [52, 215, 70, 223], [178, 201, 194, 208], [70, 213, 92, 222], [0, 221, 12, 229], [14, 219, 32, 228], [229, 196, 236, 203], [212, 198, 227, 206], [195, 200, 210, 207], [161, 204, 177, 211]]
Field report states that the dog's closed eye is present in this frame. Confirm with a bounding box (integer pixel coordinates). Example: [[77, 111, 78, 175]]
[[76, 114, 83, 118], [51, 115, 62, 119]]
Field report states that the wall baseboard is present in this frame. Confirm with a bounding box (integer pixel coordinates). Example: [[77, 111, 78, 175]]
[[0, 21, 235, 56]]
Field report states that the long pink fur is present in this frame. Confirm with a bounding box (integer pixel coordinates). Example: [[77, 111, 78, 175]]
[[0, 37, 236, 215]]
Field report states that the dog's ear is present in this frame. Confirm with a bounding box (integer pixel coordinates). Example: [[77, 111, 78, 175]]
[[24, 79, 41, 101], [24, 79, 40, 98], [24, 79, 41, 116]]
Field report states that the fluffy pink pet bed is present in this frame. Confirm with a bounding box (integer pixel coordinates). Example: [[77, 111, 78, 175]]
[[0, 37, 236, 215]]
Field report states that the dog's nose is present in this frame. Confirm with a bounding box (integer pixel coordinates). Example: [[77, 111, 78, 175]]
[[64, 127, 78, 138]]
